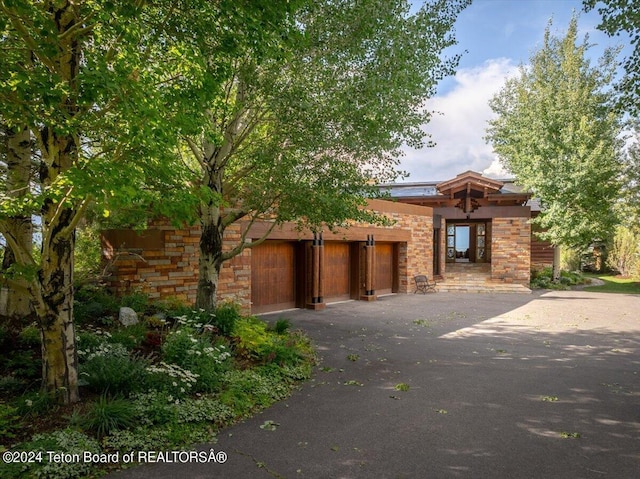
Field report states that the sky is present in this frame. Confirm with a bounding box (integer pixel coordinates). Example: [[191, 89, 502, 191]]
[[399, 0, 633, 183]]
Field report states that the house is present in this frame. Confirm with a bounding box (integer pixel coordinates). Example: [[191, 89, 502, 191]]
[[102, 171, 552, 314]]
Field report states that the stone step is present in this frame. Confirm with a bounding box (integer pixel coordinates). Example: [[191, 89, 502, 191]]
[[436, 283, 531, 294], [434, 264, 531, 294]]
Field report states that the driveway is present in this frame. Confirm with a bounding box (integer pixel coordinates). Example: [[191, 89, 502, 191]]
[[112, 290, 640, 478]]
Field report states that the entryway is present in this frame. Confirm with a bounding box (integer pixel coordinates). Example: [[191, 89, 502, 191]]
[[445, 221, 490, 264]]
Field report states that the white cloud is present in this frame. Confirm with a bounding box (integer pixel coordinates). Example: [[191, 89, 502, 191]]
[[482, 158, 511, 179], [399, 58, 519, 182]]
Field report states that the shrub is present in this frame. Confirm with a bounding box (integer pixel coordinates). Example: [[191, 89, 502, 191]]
[[220, 368, 293, 416], [79, 344, 148, 395], [607, 225, 640, 277], [144, 362, 199, 399], [174, 396, 235, 425], [162, 329, 232, 392], [14, 391, 57, 418], [74, 286, 119, 325], [119, 292, 150, 313], [264, 329, 314, 366], [0, 403, 20, 443], [75, 394, 136, 439], [108, 322, 148, 350], [5, 349, 41, 381], [0, 375, 26, 396], [233, 316, 271, 360], [530, 267, 585, 290], [18, 324, 41, 347], [213, 303, 241, 336], [76, 329, 111, 359], [271, 318, 291, 335]]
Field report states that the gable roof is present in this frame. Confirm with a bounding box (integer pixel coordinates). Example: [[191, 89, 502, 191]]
[[380, 171, 532, 212]]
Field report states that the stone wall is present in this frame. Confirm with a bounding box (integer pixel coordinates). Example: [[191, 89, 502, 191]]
[[102, 221, 251, 307], [102, 199, 433, 312], [365, 200, 433, 293], [490, 217, 531, 284]]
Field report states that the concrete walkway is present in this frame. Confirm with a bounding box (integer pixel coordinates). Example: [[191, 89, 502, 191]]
[[111, 291, 640, 478]]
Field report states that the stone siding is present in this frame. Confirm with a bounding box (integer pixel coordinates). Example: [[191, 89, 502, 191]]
[[102, 221, 251, 308], [102, 199, 433, 312], [490, 217, 531, 284]]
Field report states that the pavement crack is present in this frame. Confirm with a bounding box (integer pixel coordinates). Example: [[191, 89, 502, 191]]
[[233, 449, 286, 478]]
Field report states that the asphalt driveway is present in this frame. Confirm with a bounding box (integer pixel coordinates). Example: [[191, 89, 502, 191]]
[[112, 290, 640, 478]]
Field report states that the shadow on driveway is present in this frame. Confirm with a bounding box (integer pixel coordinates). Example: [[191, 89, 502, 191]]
[[111, 291, 640, 478]]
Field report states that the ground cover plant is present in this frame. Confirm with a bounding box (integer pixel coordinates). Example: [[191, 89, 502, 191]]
[[0, 289, 315, 478], [530, 267, 588, 290]]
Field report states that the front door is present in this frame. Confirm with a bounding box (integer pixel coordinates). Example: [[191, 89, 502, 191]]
[[446, 222, 489, 263]]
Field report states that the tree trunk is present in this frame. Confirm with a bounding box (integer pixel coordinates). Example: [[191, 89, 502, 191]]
[[196, 216, 224, 311], [28, 1, 83, 405], [1, 125, 34, 322], [35, 136, 80, 403], [552, 244, 561, 282], [195, 195, 225, 311], [37, 222, 79, 404]]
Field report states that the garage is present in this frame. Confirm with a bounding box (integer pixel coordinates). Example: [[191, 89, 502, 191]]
[[251, 241, 297, 314], [375, 242, 395, 295], [323, 242, 352, 302]]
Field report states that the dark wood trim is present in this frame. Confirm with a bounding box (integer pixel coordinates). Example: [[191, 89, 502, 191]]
[[244, 221, 413, 242]]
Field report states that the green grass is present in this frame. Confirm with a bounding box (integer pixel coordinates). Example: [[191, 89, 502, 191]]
[[583, 274, 640, 294]]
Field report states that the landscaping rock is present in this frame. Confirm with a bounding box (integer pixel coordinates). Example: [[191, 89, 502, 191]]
[[118, 307, 139, 326]]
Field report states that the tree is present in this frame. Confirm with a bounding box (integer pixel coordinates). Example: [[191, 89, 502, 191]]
[[486, 15, 625, 280], [584, 0, 640, 115], [0, 122, 33, 323], [0, 0, 321, 404], [182, 0, 471, 310], [607, 225, 639, 276]]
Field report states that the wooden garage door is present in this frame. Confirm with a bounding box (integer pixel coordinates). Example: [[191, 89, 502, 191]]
[[375, 243, 394, 294], [251, 241, 296, 313], [324, 242, 351, 302]]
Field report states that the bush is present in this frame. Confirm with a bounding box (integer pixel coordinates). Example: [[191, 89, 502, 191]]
[[108, 322, 148, 350], [130, 391, 178, 426], [102, 426, 171, 454], [213, 303, 241, 336], [162, 329, 231, 392], [74, 286, 119, 325], [18, 324, 41, 347], [0, 428, 100, 479], [5, 349, 41, 381], [14, 391, 58, 418], [530, 267, 586, 290], [0, 403, 20, 443], [79, 344, 149, 395], [0, 375, 26, 396], [119, 292, 150, 313], [75, 394, 136, 439], [220, 368, 293, 415], [261, 330, 315, 366], [144, 362, 199, 399], [233, 316, 271, 360], [271, 318, 291, 335]]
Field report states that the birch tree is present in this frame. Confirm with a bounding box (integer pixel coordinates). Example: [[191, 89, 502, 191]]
[[0, 123, 33, 322], [1, 0, 312, 404]]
